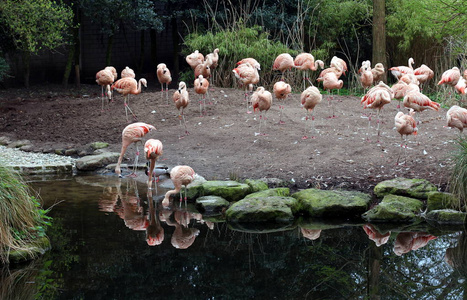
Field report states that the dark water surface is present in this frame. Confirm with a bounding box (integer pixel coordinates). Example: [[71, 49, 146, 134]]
[[3, 175, 467, 299]]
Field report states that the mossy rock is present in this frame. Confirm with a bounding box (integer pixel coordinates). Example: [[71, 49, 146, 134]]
[[427, 192, 461, 212], [196, 195, 230, 215], [202, 180, 250, 202], [426, 209, 467, 225], [244, 179, 268, 193], [226, 196, 297, 223], [244, 187, 290, 199], [8, 236, 51, 263], [362, 194, 424, 223], [374, 177, 437, 199], [291, 188, 371, 218], [90, 142, 109, 150]]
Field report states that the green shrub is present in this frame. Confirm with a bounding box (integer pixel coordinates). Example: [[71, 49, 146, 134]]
[[0, 165, 51, 263], [449, 136, 467, 210]]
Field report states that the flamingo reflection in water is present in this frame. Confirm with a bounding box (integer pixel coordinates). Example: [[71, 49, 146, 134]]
[[393, 232, 437, 256], [114, 180, 148, 231], [300, 228, 322, 241], [362, 224, 390, 247], [146, 189, 164, 246]]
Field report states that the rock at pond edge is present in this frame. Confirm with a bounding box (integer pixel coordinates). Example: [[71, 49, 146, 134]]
[[374, 177, 437, 199]]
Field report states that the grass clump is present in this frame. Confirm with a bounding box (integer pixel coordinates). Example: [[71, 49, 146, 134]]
[[0, 165, 51, 263], [449, 136, 467, 211]]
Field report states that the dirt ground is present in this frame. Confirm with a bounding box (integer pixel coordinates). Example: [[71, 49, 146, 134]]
[[0, 83, 459, 193]]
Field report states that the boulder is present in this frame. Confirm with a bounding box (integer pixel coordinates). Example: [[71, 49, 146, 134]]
[[75, 152, 120, 171], [244, 179, 268, 193], [426, 191, 461, 212], [7, 139, 31, 148], [374, 177, 437, 199], [226, 196, 297, 223], [202, 180, 251, 202], [292, 188, 371, 218], [196, 195, 230, 215], [362, 194, 424, 223], [90, 142, 109, 150], [426, 209, 467, 225], [8, 236, 51, 263], [244, 187, 290, 199]]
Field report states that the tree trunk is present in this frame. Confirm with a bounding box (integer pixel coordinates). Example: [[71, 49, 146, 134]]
[[150, 29, 158, 70], [62, 46, 74, 87], [105, 35, 114, 66], [372, 0, 387, 83], [22, 51, 30, 88]]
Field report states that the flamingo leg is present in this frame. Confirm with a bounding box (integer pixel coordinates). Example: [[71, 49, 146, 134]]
[[129, 143, 140, 177], [124, 95, 137, 122], [302, 110, 309, 140], [376, 109, 382, 141], [165, 83, 169, 105], [101, 86, 105, 112], [245, 89, 251, 114]]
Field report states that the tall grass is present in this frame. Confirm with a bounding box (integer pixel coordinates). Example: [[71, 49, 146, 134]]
[[0, 165, 50, 263], [449, 136, 467, 210]]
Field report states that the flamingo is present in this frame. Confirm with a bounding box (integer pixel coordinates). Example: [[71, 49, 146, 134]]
[[446, 105, 467, 132], [318, 64, 344, 80], [173, 81, 190, 138], [389, 57, 414, 80], [414, 64, 434, 90], [232, 62, 259, 113], [115, 122, 156, 178], [273, 81, 291, 124], [403, 89, 440, 113], [251, 86, 272, 136], [104, 66, 117, 80], [205, 48, 219, 82], [438, 67, 461, 87], [186, 50, 204, 70], [395, 109, 418, 164], [145, 190, 164, 246], [273, 53, 294, 80], [144, 139, 163, 189], [454, 77, 466, 95], [300, 85, 322, 139], [393, 232, 437, 256], [162, 165, 196, 207], [363, 224, 390, 247], [359, 61, 374, 91], [111, 77, 147, 122], [318, 71, 343, 118], [96, 69, 114, 111], [237, 58, 261, 71], [361, 81, 394, 139], [371, 63, 385, 84], [194, 75, 209, 116], [121, 66, 135, 78], [294, 53, 324, 89], [156, 63, 172, 105], [194, 55, 212, 79], [330, 56, 348, 76]]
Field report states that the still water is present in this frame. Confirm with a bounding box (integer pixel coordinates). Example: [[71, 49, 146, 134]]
[[3, 175, 467, 299]]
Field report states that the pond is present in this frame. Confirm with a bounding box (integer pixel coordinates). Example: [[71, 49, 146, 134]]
[[2, 175, 467, 299]]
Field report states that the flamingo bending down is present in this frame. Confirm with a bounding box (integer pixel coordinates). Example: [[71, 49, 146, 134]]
[[162, 165, 196, 207], [156, 63, 172, 105], [455, 77, 466, 95], [111, 77, 147, 122], [361, 81, 394, 139], [121, 66, 135, 79], [115, 122, 156, 178], [446, 105, 467, 132], [389, 57, 414, 80], [273, 53, 294, 80], [144, 139, 163, 189], [173, 81, 190, 138], [273, 81, 291, 124], [438, 67, 461, 87], [395, 109, 418, 164], [294, 53, 323, 89], [251, 86, 273, 136], [318, 72, 343, 118], [232, 62, 259, 113], [96, 69, 114, 111], [414, 64, 434, 89], [301, 85, 322, 139], [194, 75, 209, 116], [186, 50, 204, 70]]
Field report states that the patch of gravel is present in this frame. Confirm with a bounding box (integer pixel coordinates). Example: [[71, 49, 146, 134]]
[[0, 145, 76, 167]]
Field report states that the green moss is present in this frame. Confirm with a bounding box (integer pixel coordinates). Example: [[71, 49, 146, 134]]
[[90, 142, 109, 150], [426, 209, 467, 224], [226, 196, 297, 223], [363, 194, 424, 223], [427, 191, 460, 212], [244, 188, 290, 199], [374, 177, 437, 199], [244, 179, 268, 193], [202, 180, 250, 202]]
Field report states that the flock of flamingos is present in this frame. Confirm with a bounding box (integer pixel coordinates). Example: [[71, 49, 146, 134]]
[[95, 49, 467, 207]]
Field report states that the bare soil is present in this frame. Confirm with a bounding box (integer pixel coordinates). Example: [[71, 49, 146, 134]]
[[0, 83, 458, 193]]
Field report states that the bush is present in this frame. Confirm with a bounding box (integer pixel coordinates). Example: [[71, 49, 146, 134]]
[[0, 56, 10, 82], [449, 136, 467, 210], [0, 165, 51, 263]]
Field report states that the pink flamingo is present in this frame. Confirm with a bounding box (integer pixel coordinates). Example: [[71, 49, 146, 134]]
[[414, 64, 434, 90], [294, 53, 324, 88], [237, 58, 261, 71], [111, 77, 147, 122], [144, 139, 163, 189], [115, 122, 156, 178], [121, 66, 135, 79], [194, 75, 209, 116], [371, 63, 385, 84], [361, 81, 394, 139], [395, 109, 418, 164], [330, 56, 348, 76], [194, 56, 212, 79], [96, 69, 114, 111], [438, 67, 461, 87], [359, 61, 374, 91], [300, 85, 322, 139], [446, 105, 467, 133], [186, 50, 204, 70], [233, 62, 259, 113], [389, 57, 414, 80], [318, 72, 343, 118], [273, 53, 294, 80], [251, 86, 272, 136], [173, 81, 190, 138], [273, 81, 291, 124], [162, 165, 196, 207], [156, 63, 172, 105]]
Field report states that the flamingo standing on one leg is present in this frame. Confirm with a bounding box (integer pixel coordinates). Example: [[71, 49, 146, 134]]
[[301, 85, 322, 139], [359, 61, 374, 91], [205, 48, 219, 84], [330, 56, 348, 77], [273, 53, 294, 81], [144, 139, 163, 189], [111, 77, 147, 122], [389, 57, 414, 80], [115, 122, 156, 178], [232, 62, 259, 113], [414, 64, 434, 91], [162, 165, 196, 208], [318, 72, 343, 118], [371, 63, 385, 85], [273, 81, 291, 124], [361, 81, 394, 140], [156, 63, 172, 105], [194, 56, 212, 79], [186, 50, 204, 70], [395, 109, 418, 164], [251, 86, 273, 136], [104, 66, 117, 101], [294, 53, 324, 89], [96, 69, 114, 111], [194, 75, 209, 116], [173, 81, 190, 138], [403, 88, 440, 126], [446, 105, 467, 133], [121, 66, 135, 79]]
